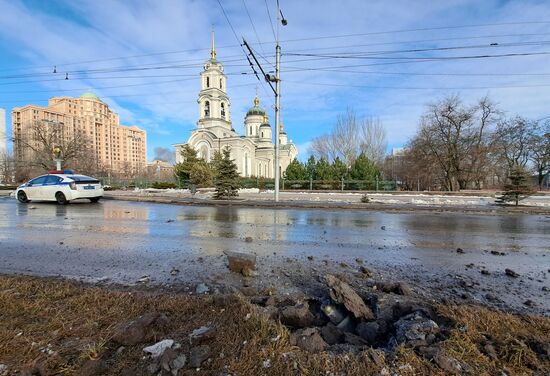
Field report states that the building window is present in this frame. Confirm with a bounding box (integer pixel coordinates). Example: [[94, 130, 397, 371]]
[[249, 126, 252, 135], [220, 79, 223, 89], [204, 101, 210, 117], [221, 103, 225, 118], [206, 77, 210, 88]]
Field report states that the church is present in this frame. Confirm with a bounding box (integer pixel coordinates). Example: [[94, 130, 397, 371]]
[[174, 34, 298, 178]]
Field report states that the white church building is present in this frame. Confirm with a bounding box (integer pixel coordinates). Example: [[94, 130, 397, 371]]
[[174, 34, 297, 178]]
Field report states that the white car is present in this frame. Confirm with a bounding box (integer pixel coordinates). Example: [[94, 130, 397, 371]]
[[16, 173, 104, 204]]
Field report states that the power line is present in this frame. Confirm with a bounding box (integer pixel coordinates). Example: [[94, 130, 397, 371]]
[[285, 50, 550, 61], [264, 0, 277, 40], [284, 79, 550, 90]]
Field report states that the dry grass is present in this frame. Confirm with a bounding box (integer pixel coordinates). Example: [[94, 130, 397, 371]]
[[0, 275, 548, 375]]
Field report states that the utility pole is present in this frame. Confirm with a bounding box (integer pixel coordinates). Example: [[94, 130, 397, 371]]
[[242, 1, 286, 202]]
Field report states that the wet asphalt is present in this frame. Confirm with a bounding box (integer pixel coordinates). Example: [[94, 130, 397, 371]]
[[0, 197, 548, 314]]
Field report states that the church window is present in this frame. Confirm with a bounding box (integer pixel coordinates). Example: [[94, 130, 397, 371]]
[[262, 132, 264, 138], [204, 101, 210, 117], [249, 126, 252, 135], [221, 103, 226, 118], [206, 77, 210, 88], [220, 79, 223, 89]]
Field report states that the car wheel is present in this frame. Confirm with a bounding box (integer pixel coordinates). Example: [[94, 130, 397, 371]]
[[17, 191, 29, 203], [89, 197, 101, 203], [55, 192, 68, 205]]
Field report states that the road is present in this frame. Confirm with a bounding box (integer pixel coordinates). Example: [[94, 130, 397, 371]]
[[0, 197, 548, 314]]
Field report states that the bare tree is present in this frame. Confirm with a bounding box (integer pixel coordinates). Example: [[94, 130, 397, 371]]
[[0, 151, 15, 184], [493, 116, 533, 169], [13, 120, 101, 180], [528, 120, 550, 189], [309, 108, 387, 167], [410, 95, 500, 191], [359, 118, 387, 165]]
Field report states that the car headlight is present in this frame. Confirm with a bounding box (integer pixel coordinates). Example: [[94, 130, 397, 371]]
[[69, 182, 77, 190]]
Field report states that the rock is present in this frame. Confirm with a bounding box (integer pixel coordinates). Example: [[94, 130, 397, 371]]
[[189, 326, 215, 344], [80, 359, 108, 376], [143, 339, 174, 358], [456, 248, 465, 254], [366, 348, 386, 367], [159, 348, 177, 371], [325, 274, 374, 320], [381, 226, 386, 230], [240, 286, 256, 296], [485, 293, 500, 302], [377, 281, 412, 296], [394, 311, 439, 347], [356, 321, 380, 344], [112, 312, 169, 345], [290, 327, 328, 353], [481, 270, 490, 275], [505, 268, 520, 278], [224, 250, 256, 276], [170, 267, 179, 276], [523, 299, 535, 307], [320, 323, 343, 345], [189, 345, 211, 368], [280, 302, 314, 328], [307, 255, 314, 261], [171, 355, 187, 374], [543, 286, 550, 292], [434, 353, 465, 374], [344, 332, 368, 346], [245, 236, 253, 243], [490, 250, 501, 256], [195, 283, 210, 294], [359, 266, 372, 277]]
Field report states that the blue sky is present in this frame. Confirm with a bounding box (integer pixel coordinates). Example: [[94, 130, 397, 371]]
[[1, 0, 550, 162]]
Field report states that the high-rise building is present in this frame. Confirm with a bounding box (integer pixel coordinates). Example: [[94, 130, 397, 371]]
[[11, 93, 147, 175], [0, 108, 6, 158]]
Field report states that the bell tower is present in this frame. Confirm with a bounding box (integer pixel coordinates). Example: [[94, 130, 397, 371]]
[[197, 31, 232, 130]]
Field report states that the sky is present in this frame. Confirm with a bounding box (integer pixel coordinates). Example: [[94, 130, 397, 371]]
[[1, 0, 550, 162]]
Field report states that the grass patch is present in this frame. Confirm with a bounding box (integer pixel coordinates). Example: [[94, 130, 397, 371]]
[[0, 275, 548, 375]]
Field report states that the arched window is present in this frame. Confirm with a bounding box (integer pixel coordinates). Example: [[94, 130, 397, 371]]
[[262, 131, 264, 138], [249, 126, 252, 135], [206, 77, 210, 88], [204, 101, 210, 117], [221, 103, 226, 118], [220, 79, 223, 89]]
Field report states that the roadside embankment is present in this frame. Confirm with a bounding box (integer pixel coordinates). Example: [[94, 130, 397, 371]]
[[103, 189, 550, 215]]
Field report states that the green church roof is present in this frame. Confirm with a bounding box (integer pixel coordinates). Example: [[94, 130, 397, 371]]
[[246, 96, 265, 117], [80, 92, 100, 101]]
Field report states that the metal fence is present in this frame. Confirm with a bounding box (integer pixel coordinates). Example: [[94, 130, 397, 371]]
[[98, 177, 397, 191]]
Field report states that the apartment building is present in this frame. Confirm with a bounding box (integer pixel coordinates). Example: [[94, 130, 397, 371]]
[[12, 92, 146, 174]]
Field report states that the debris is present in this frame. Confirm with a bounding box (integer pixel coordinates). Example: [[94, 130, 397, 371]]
[[112, 312, 169, 345], [189, 326, 215, 344], [290, 327, 328, 353], [523, 299, 535, 307], [262, 359, 271, 368], [245, 236, 253, 243], [456, 248, 465, 254], [80, 359, 108, 376], [505, 268, 520, 278], [189, 345, 211, 368], [434, 353, 465, 374], [481, 270, 490, 275], [195, 283, 210, 294], [394, 311, 439, 347], [165, 219, 175, 223], [280, 302, 314, 328], [359, 266, 372, 277], [356, 321, 380, 344], [325, 274, 374, 320], [224, 250, 256, 276], [320, 323, 343, 345], [143, 339, 174, 358], [377, 281, 412, 296], [170, 267, 179, 276], [137, 275, 150, 284]]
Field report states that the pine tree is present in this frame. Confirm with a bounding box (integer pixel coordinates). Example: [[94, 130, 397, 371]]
[[350, 153, 379, 180], [174, 145, 200, 184], [497, 166, 535, 206], [332, 157, 348, 180], [284, 158, 307, 180], [213, 148, 240, 199], [315, 157, 334, 180], [305, 155, 317, 180]]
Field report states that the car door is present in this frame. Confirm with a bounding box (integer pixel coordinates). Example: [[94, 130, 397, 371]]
[[43, 175, 64, 200], [25, 175, 48, 200]]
